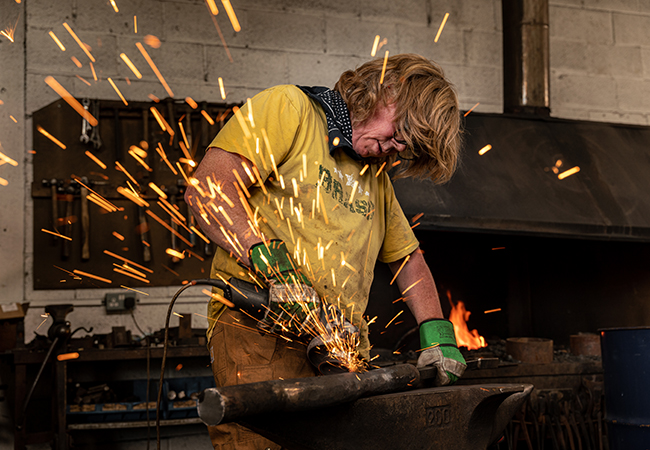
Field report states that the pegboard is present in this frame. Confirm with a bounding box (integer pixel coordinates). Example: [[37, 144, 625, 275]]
[[31, 98, 236, 290]]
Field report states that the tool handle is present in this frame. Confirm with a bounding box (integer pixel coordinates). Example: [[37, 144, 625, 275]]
[[50, 184, 59, 244], [138, 207, 151, 263], [62, 193, 73, 260], [81, 186, 90, 260]]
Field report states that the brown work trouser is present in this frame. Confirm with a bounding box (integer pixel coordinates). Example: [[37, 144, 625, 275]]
[[207, 311, 317, 450]]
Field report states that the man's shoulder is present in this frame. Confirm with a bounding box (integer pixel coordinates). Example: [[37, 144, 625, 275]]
[[261, 85, 310, 106]]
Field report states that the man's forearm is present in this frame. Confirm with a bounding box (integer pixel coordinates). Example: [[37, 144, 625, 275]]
[[388, 249, 444, 323], [185, 148, 263, 267]]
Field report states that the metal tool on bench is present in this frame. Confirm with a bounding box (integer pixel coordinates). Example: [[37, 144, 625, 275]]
[[197, 363, 533, 450], [80, 98, 91, 144]]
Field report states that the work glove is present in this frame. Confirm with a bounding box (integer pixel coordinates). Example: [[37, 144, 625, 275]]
[[306, 303, 361, 374], [417, 319, 466, 386], [248, 240, 319, 336]]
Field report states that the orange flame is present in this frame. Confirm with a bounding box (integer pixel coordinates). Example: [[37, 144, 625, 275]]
[[447, 290, 487, 350]]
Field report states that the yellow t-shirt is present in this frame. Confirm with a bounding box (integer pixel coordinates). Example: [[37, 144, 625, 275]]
[[206, 85, 419, 359]]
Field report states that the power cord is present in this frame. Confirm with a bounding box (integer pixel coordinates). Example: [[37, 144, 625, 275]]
[[156, 279, 228, 450]]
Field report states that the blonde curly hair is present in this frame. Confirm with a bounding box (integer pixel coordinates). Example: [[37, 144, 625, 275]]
[[334, 54, 462, 184]]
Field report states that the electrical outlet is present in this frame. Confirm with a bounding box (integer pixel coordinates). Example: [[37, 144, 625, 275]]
[[105, 293, 136, 313]]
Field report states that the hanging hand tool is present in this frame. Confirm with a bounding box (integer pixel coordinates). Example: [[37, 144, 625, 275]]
[[61, 182, 76, 260], [166, 99, 179, 150], [80, 98, 91, 144], [168, 185, 180, 264], [138, 206, 152, 263], [89, 100, 102, 150], [80, 176, 90, 261], [42, 179, 60, 244]]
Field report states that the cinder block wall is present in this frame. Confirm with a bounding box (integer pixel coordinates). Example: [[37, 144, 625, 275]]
[[1, 0, 650, 352]]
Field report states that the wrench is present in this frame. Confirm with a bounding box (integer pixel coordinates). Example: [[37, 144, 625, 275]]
[[89, 100, 102, 150], [80, 98, 91, 144]]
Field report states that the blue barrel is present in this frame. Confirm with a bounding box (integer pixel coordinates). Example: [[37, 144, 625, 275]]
[[600, 327, 650, 449]]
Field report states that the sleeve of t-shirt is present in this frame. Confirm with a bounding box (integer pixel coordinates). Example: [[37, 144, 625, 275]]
[[209, 85, 303, 181], [377, 175, 420, 263]]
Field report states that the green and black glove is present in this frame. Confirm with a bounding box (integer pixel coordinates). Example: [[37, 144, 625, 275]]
[[417, 319, 467, 385], [248, 240, 319, 336]]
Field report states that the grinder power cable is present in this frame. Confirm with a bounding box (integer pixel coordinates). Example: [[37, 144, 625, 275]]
[[156, 277, 358, 449]]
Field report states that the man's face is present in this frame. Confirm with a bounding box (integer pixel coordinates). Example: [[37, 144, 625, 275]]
[[351, 103, 408, 159]]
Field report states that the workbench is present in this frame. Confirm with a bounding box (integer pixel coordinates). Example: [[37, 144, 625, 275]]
[[13, 344, 211, 450]]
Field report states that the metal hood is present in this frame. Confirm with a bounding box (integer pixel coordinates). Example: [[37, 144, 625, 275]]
[[394, 112, 650, 241]]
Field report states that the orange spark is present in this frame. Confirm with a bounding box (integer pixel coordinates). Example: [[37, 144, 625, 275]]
[[115, 161, 140, 186], [148, 94, 160, 102], [206, 0, 219, 15], [104, 250, 153, 273], [0, 13, 19, 43], [0, 150, 17, 166], [41, 228, 72, 241], [146, 210, 193, 247], [478, 144, 492, 155], [128, 148, 153, 171], [202, 289, 236, 308], [375, 161, 387, 177], [71, 56, 82, 68], [89, 62, 98, 81], [402, 278, 422, 294], [37, 126, 66, 149], [73, 269, 112, 284], [120, 53, 142, 79], [434, 13, 450, 43], [112, 231, 125, 241], [221, 0, 241, 31], [166, 248, 185, 259], [87, 193, 117, 212], [121, 285, 149, 295], [150, 106, 167, 132], [148, 182, 167, 199], [379, 50, 389, 85], [201, 110, 215, 125], [84, 150, 106, 169], [185, 97, 198, 109], [45, 76, 98, 126], [9, 115, 17, 123], [136, 42, 174, 97], [218, 77, 226, 99], [144, 34, 161, 48], [464, 102, 480, 117], [49, 31, 65, 51], [411, 212, 424, 223], [370, 35, 380, 57], [76, 74, 91, 86], [63, 22, 95, 62], [558, 166, 580, 180], [57, 352, 80, 361], [118, 186, 149, 207], [107, 78, 128, 106], [109, 0, 119, 12], [484, 308, 502, 314], [389, 255, 410, 285], [133, 15, 137, 33], [113, 267, 150, 283], [385, 310, 404, 328]]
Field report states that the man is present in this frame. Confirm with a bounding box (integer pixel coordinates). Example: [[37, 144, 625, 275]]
[[186, 53, 465, 449]]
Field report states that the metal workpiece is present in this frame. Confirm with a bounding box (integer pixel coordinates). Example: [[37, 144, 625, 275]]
[[198, 364, 533, 450], [198, 364, 420, 426]]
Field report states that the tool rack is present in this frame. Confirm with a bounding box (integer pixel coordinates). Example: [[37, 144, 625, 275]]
[[31, 98, 237, 290]]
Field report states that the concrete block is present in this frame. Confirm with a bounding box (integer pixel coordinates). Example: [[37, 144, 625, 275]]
[[205, 46, 288, 89], [594, 45, 642, 77], [246, 10, 325, 53], [588, 111, 648, 125], [641, 47, 650, 78], [551, 40, 589, 72], [613, 13, 650, 47], [74, 0, 164, 38], [25, 73, 71, 115], [583, 0, 640, 13], [396, 23, 463, 65], [458, 65, 502, 104], [163, 0, 246, 48], [26, 0, 75, 28], [326, 17, 398, 57], [236, 0, 363, 17], [616, 77, 650, 112], [355, 0, 430, 25], [463, 30, 502, 67], [551, 73, 617, 109], [287, 53, 366, 88], [27, 29, 119, 78], [427, 0, 499, 32], [140, 41, 205, 84], [550, 6, 613, 45], [549, 0, 585, 6]]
